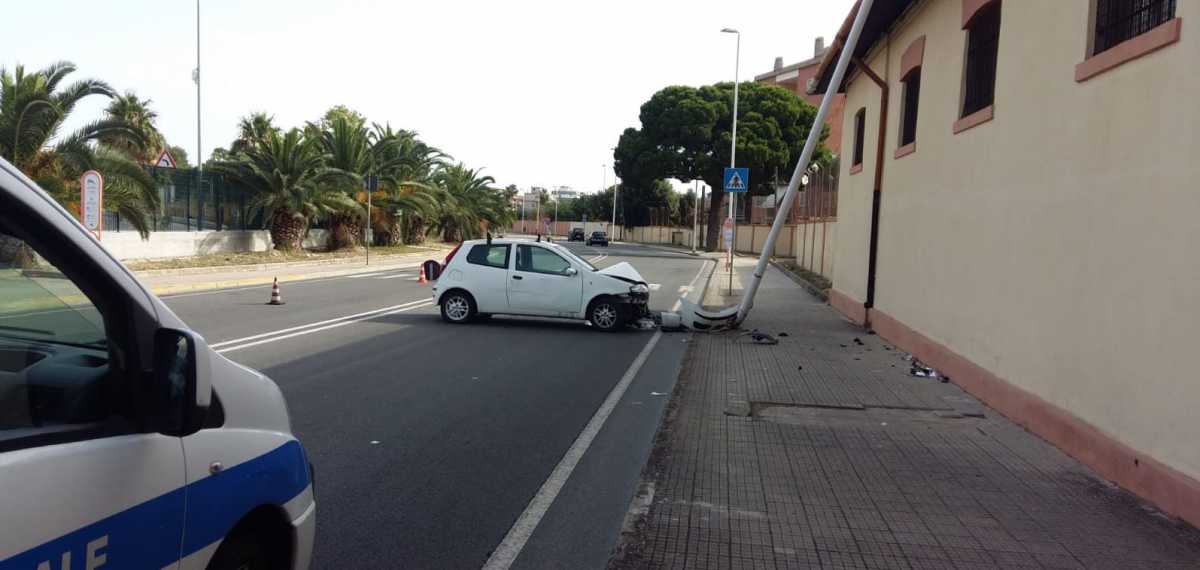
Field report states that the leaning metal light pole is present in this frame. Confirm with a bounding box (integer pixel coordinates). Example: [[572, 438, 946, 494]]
[[672, 0, 875, 331], [735, 0, 876, 323]]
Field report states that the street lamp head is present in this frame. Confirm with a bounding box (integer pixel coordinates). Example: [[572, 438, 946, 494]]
[[721, 28, 739, 34]]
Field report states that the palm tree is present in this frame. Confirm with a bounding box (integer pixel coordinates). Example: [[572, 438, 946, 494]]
[[230, 112, 279, 154], [311, 114, 371, 249], [370, 126, 445, 245], [209, 128, 356, 251], [431, 164, 513, 242], [0, 62, 159, 237], [100, 91, 165, 162]]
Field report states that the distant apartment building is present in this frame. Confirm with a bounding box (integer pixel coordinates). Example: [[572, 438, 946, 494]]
[[755, 36, 847, 152], [813, 0, 1197, 528]]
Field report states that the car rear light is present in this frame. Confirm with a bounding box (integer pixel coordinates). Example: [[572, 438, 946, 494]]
[[444, 243, 462, 267]]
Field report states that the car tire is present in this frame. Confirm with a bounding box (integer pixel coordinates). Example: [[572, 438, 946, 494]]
[[589, 297, 625, 332], [207, 533, 271, 570], [441, 291, 476, 324]]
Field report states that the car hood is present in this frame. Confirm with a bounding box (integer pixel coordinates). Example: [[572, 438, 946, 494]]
[[597, 262, 646, 284]]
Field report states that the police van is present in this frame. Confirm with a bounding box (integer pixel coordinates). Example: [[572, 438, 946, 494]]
[[0, 158, 315, 569]]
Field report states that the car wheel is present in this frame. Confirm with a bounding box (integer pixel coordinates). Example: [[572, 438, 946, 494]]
[[207, 533, 270, 570], [441, 291, 476, 324], [589, 298, 625, 332]]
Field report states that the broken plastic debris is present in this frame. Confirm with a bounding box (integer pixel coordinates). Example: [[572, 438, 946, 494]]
[[853, 338, 864, 346], [650, 391, 668, 396], [909, 358, 943, 380], [778, 332, 790, 337], [636, 318, 657, 330], [370, 440, 380, 445]]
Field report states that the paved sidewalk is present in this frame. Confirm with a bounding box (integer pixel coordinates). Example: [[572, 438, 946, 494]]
[[131, 248, 449, 295], [613, 260, 1200, 569]]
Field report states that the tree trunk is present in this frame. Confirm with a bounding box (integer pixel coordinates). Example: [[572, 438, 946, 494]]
[[270, 210, 307, 251], [405, 216, 427, 245], [704, 187, 726, 252], [329, 214, 362, 250]]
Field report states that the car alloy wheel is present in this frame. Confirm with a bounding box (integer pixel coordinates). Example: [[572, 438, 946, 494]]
[[592, 301, 620, 331], [443, 294, 472, 323]]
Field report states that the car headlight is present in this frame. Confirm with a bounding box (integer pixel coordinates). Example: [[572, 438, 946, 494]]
[[630, 283, 649, 294]]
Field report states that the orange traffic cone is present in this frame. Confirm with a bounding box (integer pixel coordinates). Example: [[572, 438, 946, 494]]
[[267, 277, 285, 305], [417, 265, 428, 285]]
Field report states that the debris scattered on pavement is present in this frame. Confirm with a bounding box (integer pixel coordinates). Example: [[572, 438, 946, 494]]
[[853, 337, 864, 346], [650, 391, 668, 396], [636, 318, 657, 330], [737, 330, 779, 345], [778, 332, 790, 337], [902, 353, 914, 362], [797, 365, 803, 370], [909, 358, 949, 382], [370, 440, 380, 445]]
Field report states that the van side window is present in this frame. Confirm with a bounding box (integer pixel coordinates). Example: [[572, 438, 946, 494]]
[[466, 244, 510, 269], [0, 228, 118, 445]]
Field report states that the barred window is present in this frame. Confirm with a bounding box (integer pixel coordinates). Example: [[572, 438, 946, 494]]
[[899, 69, 920, 147], [852, 109, 866, 167], [962, 2, 1001, 117], [1094, 0, 1176, 55]]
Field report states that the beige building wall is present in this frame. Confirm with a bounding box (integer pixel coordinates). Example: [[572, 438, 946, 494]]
[[831, 0, 1200, 488]]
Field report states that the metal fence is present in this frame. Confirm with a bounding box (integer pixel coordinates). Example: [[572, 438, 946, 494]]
[[102, 167, 264, 233]]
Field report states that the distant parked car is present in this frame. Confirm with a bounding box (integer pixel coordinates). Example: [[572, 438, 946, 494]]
[[433, 239, 650, 331], [569, 228, 586, 241], [587, 231, 609, 247]]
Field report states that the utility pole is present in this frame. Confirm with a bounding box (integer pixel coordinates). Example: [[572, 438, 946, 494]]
[[721, 28, 741, 294]]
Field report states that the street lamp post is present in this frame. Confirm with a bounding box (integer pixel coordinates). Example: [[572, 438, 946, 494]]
[[722, 27, 741, 293]]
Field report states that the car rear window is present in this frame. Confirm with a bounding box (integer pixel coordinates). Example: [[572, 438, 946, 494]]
[[466, 244, 510, 269]]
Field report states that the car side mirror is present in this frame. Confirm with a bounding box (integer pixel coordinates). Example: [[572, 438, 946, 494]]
[[564, 267, 578, 276], [151, 328, 212, 436]]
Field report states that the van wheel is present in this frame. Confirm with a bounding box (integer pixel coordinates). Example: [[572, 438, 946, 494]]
[[207, 533, 270, 570], [589, 298, 625, 332], [441, 291, 476, 324]]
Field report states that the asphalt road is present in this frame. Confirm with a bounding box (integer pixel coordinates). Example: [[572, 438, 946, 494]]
[[163, 240, 711, 569]]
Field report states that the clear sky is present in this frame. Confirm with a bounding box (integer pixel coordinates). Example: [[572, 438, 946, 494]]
[[3, 0, 853, 193]]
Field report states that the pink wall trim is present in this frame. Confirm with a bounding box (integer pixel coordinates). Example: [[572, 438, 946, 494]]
[[961, 0, 999, 29], [828, 288, 867, 325], [894, 142, 916, 159], [953, 105, 994, 134], [867, 306, 1200, 531], [900, 36, 926, 80], [1076, 18, 1182, 82]]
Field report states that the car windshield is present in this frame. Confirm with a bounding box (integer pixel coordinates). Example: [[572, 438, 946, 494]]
[[0, 233, 106, 348], [547, 243, 597, 271]]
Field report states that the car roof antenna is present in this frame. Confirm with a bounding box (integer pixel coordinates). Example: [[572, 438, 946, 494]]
[[486, 231, 492, 244], [537, 234, 541, 242]]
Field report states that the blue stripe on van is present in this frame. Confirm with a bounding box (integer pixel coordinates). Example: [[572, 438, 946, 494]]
[[0, 440, 310, 570]]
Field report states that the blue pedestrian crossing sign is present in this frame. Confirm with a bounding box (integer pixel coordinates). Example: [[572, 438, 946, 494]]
[[723, 167, 749, 193]]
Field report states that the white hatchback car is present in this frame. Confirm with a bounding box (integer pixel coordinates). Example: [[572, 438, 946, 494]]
[[432, 239, 650, 331]]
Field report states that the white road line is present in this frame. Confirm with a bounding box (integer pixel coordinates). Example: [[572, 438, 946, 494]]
[[209, 299, 430, 348], [648, 283, 661, 291], [482, 258, 712, 570], [216, 301, 434, 354], [375, 273, 414, 280], [347, 272, 387, 279]]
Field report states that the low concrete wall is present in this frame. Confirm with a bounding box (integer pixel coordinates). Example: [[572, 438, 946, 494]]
[[99, 229, 332, 260]]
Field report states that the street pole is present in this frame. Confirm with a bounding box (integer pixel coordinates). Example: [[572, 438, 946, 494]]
[[194, 0, 202, 223], [722, 28, 741, 294], [365, 175, 374, 266], [692, 180, 699, 253]]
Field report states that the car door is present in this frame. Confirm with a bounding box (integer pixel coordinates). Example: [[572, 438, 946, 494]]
[[0, 173, 187, 569], [507, 244, 583, 316], [462, 243, 512, 313]]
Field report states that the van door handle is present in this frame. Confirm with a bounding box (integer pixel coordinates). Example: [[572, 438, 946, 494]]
[[512, 275, 523, 280]]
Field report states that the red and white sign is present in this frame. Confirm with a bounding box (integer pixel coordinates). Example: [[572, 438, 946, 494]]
[[80, 170, 104, 237], [155, 149, 177, 168]]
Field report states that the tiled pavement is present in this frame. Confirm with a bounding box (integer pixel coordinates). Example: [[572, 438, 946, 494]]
[[612, 262, 1200, 569]]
